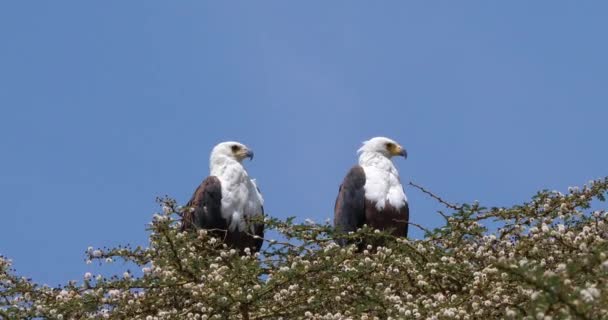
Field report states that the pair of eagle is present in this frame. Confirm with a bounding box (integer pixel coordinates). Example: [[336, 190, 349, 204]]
[[181, 137, 409, 252]]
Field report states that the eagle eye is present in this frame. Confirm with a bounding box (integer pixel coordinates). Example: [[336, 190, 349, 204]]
[[385, 142, 394, 149], [231, 145, 240, 152]]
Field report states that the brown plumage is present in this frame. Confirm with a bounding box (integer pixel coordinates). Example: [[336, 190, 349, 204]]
[[364, 199, 409, 237]]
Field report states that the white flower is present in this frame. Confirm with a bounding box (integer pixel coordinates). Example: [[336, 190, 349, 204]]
[[91, 250, 102, 257], [580, 287, 600, 302], [84, 272, 92, 280], [531, 291, 541, 300], [108, 289, 121, 298]]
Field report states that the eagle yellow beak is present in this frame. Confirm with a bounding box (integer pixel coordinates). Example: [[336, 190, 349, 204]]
[[391, 145, 407, 158], [238, 148, 254, 161]]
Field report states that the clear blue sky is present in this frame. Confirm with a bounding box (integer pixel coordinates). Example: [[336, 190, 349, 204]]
[[1, 2, 607, 286]]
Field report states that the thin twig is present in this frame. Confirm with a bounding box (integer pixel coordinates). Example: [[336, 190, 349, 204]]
[[394, 220, 432, 234], [408, 181, 462, 211], [436, 210, 449, 221], [160, 227, 197, 280]]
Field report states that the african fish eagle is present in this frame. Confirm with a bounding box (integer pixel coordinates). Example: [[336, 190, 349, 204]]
[[334, 137, 409, 246], [181, 141, 264, 252]]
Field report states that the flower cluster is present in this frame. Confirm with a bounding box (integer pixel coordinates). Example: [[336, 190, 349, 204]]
[[1, 178, 608, 319]]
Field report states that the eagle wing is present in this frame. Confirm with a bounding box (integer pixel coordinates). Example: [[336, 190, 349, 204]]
[[181, 176, 225, 232], [334, 165, 367, 246], [403, 202, 409, 237], [252, 200, 265, 252]]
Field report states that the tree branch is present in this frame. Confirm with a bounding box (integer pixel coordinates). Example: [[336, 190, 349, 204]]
[[408, 181, 462, 211]]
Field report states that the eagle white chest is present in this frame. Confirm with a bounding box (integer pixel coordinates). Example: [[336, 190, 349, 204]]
[[359, 152, 407, 211], [211, 162, 264, 232]]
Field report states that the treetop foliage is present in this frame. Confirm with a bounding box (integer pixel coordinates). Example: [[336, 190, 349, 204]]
[[2, 178, 608, 319]]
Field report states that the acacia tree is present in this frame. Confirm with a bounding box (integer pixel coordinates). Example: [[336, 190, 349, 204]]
[[2, 178, 608, 320]]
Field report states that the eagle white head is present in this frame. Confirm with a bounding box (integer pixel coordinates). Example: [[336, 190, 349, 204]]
[[358, 137, 407, 159], [210, 141, 254, 167]]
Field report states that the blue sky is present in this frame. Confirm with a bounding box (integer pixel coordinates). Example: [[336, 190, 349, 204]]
[[1, 2, 607, 286]]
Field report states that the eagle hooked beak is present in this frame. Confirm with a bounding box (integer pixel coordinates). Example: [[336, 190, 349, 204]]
[[395, 146, 407, 159], [244, 149, 254, 161]]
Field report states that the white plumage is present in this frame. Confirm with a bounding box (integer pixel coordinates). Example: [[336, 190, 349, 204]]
[[209, 142, 264, 232], [358, 137, 407, 211]]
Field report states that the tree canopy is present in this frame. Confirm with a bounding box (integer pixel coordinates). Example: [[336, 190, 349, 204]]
[[2, 178, 608, 320]]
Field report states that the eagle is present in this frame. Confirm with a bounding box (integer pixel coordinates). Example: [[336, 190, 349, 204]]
[[181, 141, 264, 252], [334, 137, 409, 246]]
